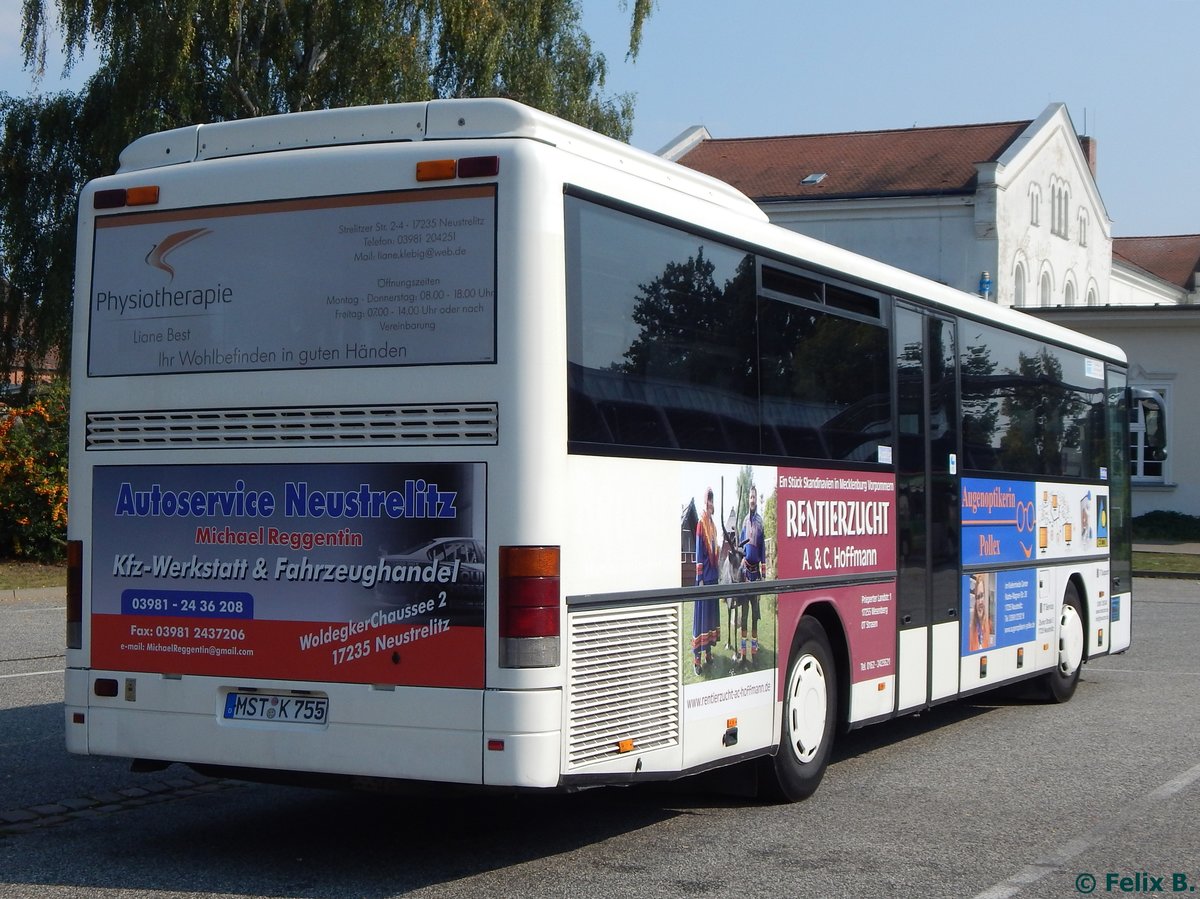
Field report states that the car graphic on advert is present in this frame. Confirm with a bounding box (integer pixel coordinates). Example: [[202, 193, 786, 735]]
[[375, 537, 486, 625]]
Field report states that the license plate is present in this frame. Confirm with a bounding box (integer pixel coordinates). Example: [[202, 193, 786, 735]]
[[223, 692, 328, 724]]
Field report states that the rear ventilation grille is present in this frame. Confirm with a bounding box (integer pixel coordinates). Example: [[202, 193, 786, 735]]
[[85, 403, 498, 449], [566, 604, 680, 769]]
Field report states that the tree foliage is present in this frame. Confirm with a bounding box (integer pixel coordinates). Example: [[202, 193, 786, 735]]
[[0, 379, 70, 561], [621, 251, 758, 395], [1, 0, 655, 394]]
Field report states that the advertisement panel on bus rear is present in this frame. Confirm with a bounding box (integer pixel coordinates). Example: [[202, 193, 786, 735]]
[[89, 462, 486, 688], [88, 185, 497, 376]]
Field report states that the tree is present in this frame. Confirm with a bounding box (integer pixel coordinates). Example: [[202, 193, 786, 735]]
[[0, 380, 69, 561], [998, 349, 1085, 476], [1, 0, 655, 394], [621, 250, 757, 396]]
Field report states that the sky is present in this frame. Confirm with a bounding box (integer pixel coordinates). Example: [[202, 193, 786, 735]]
[[1, 1, 1195, 238]]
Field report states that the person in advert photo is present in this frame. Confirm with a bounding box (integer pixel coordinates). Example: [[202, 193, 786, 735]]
[[692, 487, 721, 675], [733, 482, 765, 666], [968, 572, 995, 652]]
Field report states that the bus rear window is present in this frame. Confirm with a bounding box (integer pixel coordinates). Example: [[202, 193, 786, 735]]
[[87, 185, 497, 376]]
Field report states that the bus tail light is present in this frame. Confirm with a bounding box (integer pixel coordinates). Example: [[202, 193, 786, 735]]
[[67, 540, 83, 649], [457, 156, 499, 178], [93, 185, 160, 209], [415, 155, 499, 182], [499, 546, 560, 668]]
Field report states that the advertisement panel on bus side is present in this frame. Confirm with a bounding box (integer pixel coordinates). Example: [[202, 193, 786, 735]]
[[90, 462, 486, 687], [959, 477, 1110, 661], [961, 476, 1108, 566], [679, 463, 897, 695]]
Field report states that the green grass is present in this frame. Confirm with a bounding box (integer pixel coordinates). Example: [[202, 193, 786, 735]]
[[1132, 552, 1200, 575], [0, 561, 66, 591]]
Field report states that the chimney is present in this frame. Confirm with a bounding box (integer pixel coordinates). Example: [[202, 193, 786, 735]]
[[1078, 136, 1097, 177]]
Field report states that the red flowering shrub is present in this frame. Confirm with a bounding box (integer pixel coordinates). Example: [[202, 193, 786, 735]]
[[0, 380, 69, 561]]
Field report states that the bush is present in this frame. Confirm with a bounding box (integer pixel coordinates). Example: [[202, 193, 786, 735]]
[[1132, 510, 1200, 542], [0, 380, 69, 562]]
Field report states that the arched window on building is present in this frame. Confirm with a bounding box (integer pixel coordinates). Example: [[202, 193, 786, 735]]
[[1050, 178, 1061, 235], [1064, 281, 1076, 307], [1040, 272, 1052, 306], [1049, 178, 1071, 240], [1014, 262, 1026, 307], [1087, 286, 1097, 306], [1078, 209, 1089, 247], [1029, 185, 1041, 227]]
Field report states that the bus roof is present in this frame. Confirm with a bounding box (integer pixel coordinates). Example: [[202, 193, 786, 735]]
[[116, 97, 764, 220]]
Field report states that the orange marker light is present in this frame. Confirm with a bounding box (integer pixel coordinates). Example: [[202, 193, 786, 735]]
[[126, 186, 160, 206], [416, 159, 457, 182]]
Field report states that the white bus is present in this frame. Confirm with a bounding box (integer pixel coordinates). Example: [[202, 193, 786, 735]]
[[66, 98, 1132, 801]]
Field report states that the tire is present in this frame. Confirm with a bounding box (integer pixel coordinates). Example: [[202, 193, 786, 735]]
[[761, 617, 837, 802], [1041, 582, 1085, 703]]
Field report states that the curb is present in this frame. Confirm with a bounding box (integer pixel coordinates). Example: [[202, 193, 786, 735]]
[[4, 587, 66, 603]]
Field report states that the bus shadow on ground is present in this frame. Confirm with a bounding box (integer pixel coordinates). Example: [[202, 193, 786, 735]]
[[0, 772, 684, 898], [1, 691, 1035, 897]]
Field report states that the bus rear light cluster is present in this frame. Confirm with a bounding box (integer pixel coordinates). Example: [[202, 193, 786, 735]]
[[498, 545, 560, 668], [66, 540, 83, 650], [415, 155, 500, 182], [93, 186, 160, 209]]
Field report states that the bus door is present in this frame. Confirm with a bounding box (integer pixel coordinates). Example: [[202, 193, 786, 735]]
[[895, 306, 961, 710]]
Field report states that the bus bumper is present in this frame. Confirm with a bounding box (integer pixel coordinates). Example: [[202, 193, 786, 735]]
[[482, 688, 563, 789]]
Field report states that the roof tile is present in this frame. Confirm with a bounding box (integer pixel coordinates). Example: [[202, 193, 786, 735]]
[[678, 120, 1032, 201], [1113, 236, 1200, 289]]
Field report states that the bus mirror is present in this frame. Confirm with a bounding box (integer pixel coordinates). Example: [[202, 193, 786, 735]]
[[1132, 388, 1167, 462]]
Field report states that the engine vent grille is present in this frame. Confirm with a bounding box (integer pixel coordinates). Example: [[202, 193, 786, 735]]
[[85, 403, 498, 449], [566, 604, 680, 769]]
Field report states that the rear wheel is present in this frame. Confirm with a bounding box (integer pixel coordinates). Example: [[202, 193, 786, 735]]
[[762, 617, 837, 801], [1041, 582, 1085, 703]]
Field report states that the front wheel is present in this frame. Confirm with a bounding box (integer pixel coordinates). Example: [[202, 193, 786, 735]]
[[761, 617, 837, 802], [1041, 582, 1085, 703]]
